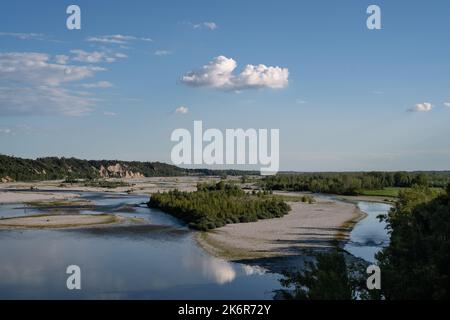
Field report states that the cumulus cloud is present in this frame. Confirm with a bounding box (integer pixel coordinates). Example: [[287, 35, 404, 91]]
[[81, 81, 114, 88], [408, 102, 433, 112], [0, 52, 105, 116], [174, 106, 189, 114], [444, 102, 450, 108], [181, 56, 289, 91], [86, 34, 152, 45], [193, 22, 218, 30]]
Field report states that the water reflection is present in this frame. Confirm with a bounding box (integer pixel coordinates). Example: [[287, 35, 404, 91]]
[[183, 255, 236, 284], [0, 192, 281, 299], [344, 202, 390, 262], [242, 265, 267, 276]]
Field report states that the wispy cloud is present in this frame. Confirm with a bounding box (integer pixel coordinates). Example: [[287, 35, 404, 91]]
[[86, 34, 152, 45], [0, 52, 104, 86], [0, 128, 11, 134], [174, 106, 189, 114], [0, 52, 105, 116], [103, 111, 117, 116], [154, 50, 173, 56], [0, 32, 45, 40], [407, 102, 433, 112], [193, 22, 218, 30], [444, 102, 450, 108], [81, 81, 114, 89], [55, 55, 69, 65], [181, 55, 289, 91], [70, 49, 127, 64]]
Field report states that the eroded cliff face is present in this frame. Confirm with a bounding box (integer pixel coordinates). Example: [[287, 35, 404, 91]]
[[1, 176, 13, 183], [99, 164, 145, 179]]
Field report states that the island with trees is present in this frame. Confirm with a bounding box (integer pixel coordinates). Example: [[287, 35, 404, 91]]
[[148, 181, 291, 231]]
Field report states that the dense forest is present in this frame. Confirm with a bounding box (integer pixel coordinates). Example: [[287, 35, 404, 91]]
[[148, 181, 291, 230], [0, 154, 257, 181], [280, 185, 450, 300], [376, 185, 450, 299], [262, 172, 450, 195]]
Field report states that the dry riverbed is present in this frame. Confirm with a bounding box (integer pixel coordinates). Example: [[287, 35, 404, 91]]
[[1, 179, 373, 258], [0, 214, 129, 229], [0, 176, 229, 195], [0, 191, 80, 204], [197, 195, 365, 260]]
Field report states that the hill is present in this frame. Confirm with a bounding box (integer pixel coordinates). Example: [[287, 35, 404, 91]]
[[0, 154, 261, 182]]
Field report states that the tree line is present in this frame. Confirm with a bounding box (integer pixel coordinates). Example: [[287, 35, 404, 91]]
[[0, 154, 257, 181], [262, 171, 450, 195]]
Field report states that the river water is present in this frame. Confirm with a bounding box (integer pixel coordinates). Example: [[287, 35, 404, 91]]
[[0, 192, 281, 299], [344, 201, 391, 263], [0, 191, 390, 299]]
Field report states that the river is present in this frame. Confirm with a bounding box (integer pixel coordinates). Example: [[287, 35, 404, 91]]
[[0, 191, 390, 299], [0, 192, 281, 299], [344, 201, 391, 263]]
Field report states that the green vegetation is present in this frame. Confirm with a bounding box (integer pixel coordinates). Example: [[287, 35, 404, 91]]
[[281, 185, 450, 300], [357, 187, 402, 198], [376, 185, 450, 299], [280, 252, 371, 300], [358, 186, 444, 198], [82, 179, 130, 189], [262, 172, 450, 196], [0, 154, 258, 182], [148, 182, 291, 230], [268, 194, 315, 203]]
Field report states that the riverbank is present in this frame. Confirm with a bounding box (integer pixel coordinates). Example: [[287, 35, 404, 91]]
[[0, 176, 225, 195], [196, 194, 365, 260], [0, 191, 81, 204], [0, 213, 131, 229]]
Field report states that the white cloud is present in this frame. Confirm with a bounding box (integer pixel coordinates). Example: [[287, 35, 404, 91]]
[[408, 102, 433, 112], [296, 99, 307, 104], [181, 55, 289, 91], [0, 85, 95, 116], [81, 81, 113, 88], [444, 102, 450, 108], [103, 111, 117, 116], [0, 32, 45, 40], [70, 49, 126, 64], [55, 55, 69, 65], [193, 22, 218, 30], [86, 34, 152, 45], [0, 52, 104, 86], [154, 50, 173, 56], [115, 53, 128, 59], [0, 52, 104, 116], [0, 128, 11, 134], [174, 106, 189, 114]]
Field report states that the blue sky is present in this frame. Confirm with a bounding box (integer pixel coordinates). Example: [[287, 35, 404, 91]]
[[1, 0, 450, 171]]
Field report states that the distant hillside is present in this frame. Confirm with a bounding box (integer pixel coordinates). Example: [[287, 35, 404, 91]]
[[0, 155, 259, 182], [0, 155, 188, 182]]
